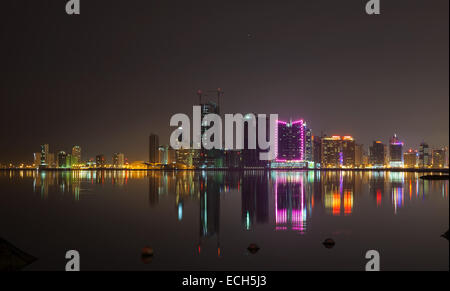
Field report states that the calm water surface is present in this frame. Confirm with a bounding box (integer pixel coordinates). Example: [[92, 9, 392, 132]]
[[0, 170, 448, 271]]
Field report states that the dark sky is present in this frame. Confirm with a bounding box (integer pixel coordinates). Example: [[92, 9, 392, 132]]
[[1, 0, 448, 163]]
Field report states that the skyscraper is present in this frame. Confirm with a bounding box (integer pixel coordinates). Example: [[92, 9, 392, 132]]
[[370, 141, 385, 167], [40, 144, 49, 166], [149, 134, 159, 164], [47, 153, 55, 168], [72, 146, 82, 165], [432, 148, 445, 168], [312, 135, 322, 167], [276, 120, 304, 161], [96, 155, 106, 168], [33, 153, 41, 167], [404, 149, 418, 168], [355, 144, 365, 168], [389, 134, 404, 168], [112, 153, 125, 168], [304, 126, 313, 162], [321, 136, 355, 168], [58, 151, 67, 168], [199, 99, 220, 168], [419, 142, 431, 168]]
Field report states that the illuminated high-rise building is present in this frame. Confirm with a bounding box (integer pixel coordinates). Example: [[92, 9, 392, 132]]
[[389, 134, 404, 168], [305, 126, 313, 162], [96, 154, 106, 168], [72, 146, 82, 165], [355, 144, 365, 168], [65, 153, 72, 168], [369, 141, 385, 167], [341, 136, 355, 167], [432, 148, 445, 168], [112, 153, 125, 168], [58, 151, 67, 168], [276, 120, 305, 161], [149, 134, 159, 164], [40, 144, 49, 166], [321, 136, 355, 168], [33, 153, 41, 167], [419, 142, 431, 168], [404, 149, 417, 168]]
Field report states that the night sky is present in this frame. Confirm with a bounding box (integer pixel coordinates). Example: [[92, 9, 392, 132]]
[[1, 0, 448, 163]]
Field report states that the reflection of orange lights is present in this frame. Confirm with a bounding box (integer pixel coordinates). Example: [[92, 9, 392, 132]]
[[332, 192, 341, 216], [376, 190, 382, 207], [218, 247, 221, 257], [409, 180, 412, 200], [344, 191, 353, 215]]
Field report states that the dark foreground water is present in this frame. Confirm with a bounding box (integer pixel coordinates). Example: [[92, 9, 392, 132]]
[[0, 170, 448, 271]]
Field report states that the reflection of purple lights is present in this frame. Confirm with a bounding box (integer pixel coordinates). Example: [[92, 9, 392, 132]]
[[275, 173, 307, 234]]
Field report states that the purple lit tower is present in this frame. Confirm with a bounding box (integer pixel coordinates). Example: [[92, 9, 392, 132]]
[[275, 120, 305, 162]]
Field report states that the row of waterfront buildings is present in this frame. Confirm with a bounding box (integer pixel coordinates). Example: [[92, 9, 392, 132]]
[[148, 131, 448, 170], [146, 93, 448, 170], [28, 144, 130, 170], [3, 90, 448, 170]]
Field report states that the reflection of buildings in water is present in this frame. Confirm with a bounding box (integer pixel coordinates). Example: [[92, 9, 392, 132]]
[[241, 172, 269, 230], [198, 172, 222, 256], [388, 172, 405, 214], [32, 171, 81, 200], [148, 172, 160, 207], [322, 172, 354, 216], [273, 172, 314, 234], [368, 171, 386, 207], [199, 173, 221, 238]]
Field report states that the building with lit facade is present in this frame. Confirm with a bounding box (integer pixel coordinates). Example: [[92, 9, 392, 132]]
[[305, 127, 313, 162], [321, 136, 355, 168], [40, 144, 49, 166], [389, 134, 404, 168], [403, 149, 418, 168], [58, 151, 67, 168], [96, 154, 106, 168], [432, 148, 446, 168], [72, 146, 82, 165], [272, 119, 312, 168], [419, 142, 431, 168], [33, 153, 41, 167], [112, 153, 125, 168], [355, 144, 365, 168], [369, 141, 385, 168], [312, 135, 322, 167]]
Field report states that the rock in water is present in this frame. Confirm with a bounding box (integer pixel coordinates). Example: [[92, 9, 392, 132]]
[[141, 246, 154, 264], [0, 238, 37, 271], [323, 238, 336, 249], [247, 243, 260, 254]]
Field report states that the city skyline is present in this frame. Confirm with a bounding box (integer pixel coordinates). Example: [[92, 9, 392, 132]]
[[1, 0, 448, 163]]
